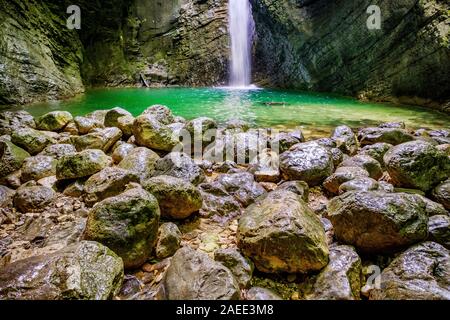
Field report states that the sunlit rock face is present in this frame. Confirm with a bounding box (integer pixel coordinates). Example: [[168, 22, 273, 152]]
[[251, 0, 450, 111]]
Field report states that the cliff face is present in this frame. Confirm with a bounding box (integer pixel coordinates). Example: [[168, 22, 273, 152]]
[[251, 0, 450, 111]]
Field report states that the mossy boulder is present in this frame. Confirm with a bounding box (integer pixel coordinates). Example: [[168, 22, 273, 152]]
[[0, 141, 30, 178], [338, 177, 379, 194], [359, 143, 392, 165], [35, 111, 73, 132], [142, 105, 174, 125], [83, 187, 160, 269], [358, 127, 414, 146], [71, 127, 122, 152], [133, 114, 179, 152], [21, 155, 56, 182], [104, 107, 132, 128], [56, 149, 112, 180], [41, 143, 77, 159], [155, 222, 182, 259], [118, 147, 160, 181], [112, 143, 135, 164], [11, 127, 54, 155]]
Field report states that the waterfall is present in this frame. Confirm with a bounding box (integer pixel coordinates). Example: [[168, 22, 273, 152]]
[[228, 0, 255, 88]]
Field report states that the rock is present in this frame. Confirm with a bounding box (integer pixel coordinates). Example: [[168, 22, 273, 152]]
[[307, 245, 362, 300], [271, 131, 304, 153], [280, 142, 334, 186], [71, 127, 122, 152], [370, 242, 450, 300], [73, 116, 104, 135], [331, 125, 359, 155], [359, 143, 392, 165], [432, 180, 450, 210], [0, 241, 123, 300], [198, 182, 242, 220], [21, 155, 56, 182], [378, 181, 395, 193], [246, 287, 282, 300], [112, 143, 135, 164], [0, 186, 14, 207], [56, 149, 112, 180], [84, 167, 140, 206], [233, 130, 269, 162], [142, 105, 174, 125], [428, 216, 450, 249], [63, 179, 86, 197], [83, 187, 160, 269], [185, 117, 218, 136], [0, 111, 35, 135], [436, 144, 450, 155], [323, 166, 369, 194], [215, 248, 254, 288], [248, 150, 280, 183], [37, 176, 57, 189], [0, 141, 30, 178], [155, 223, 182, 259], [41, 144, 76, 159], [104, 107, 132, 127], [14, 185, 55, 213], [339, 177, 379, 194], [10, 127, 54, 155], [85, 110, 108, 124], [212, 161, 238, 173], [216, 172, 266, 207], [379, 122, 406, 129], [315, 138, 336, 149], [133, 114, 179, 152], [418, 196, 448, 217], [117, 115, 135, 137], [330, 148, 345, 167], [162, 246, 240, 300], [358, 127, 414, 146], [384, 141, 450, 192], [328, 191, 428, 253], [118, 147, 160, 181], [154, 152, 205, 186], [224, 119, 250, 132], [276, 181, 309, 202], [35, 111, 73, 132], [339, 155, 383, 180], [237, 190, 329, 273], [143, 175, 202, 220]]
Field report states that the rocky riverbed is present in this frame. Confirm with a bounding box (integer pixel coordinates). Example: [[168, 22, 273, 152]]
[[0, 106, 449, 300]]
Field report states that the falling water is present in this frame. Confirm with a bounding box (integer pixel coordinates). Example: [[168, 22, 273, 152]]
[[228, 0, 255, 87]]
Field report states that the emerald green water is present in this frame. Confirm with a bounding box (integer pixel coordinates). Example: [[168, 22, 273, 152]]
[[6, 87, 449, 136]]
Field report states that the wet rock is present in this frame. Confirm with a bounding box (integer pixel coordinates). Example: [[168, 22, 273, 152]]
[[0, 111, 35, 135], [212, 161, 238, 173], [323, 167, 369, 194], [271, 131, 305, 153], [0, 241, 123, 300], [428, 216, 450, 249], [0, 186, 14, 207], [384, 141, 450, 192], [338, 177, 379, 194], [155, 222, 182, 259], [280, 142, 334, 186], [370, 242, 450, 300], [432, 180, 450, 210], [117, 275, 142, 300], [84, 167, 140, 206], [276, 180, 309, 202], [112, 143, 135, 164], [74, 116, 105, 135], [41, 144, 76, 159], [248, 150, 280, 183], [224, 119, 250, 132], [315, 138, 336, 149], [328, 191, 428, 253], [339, 155, 383, 180], [133, 114, 179, 152], [143, 175, 202, 220], [117, 115, 135, 137], [185, 117, 218, 136], [238, 190, 329, 273], [14, 185, 55, 213], [217, 172, 266, 207], [330, 148, 345, 167], [198, 181, 242, 220], [35, 111, 73, 132], [358, 127, 414, 146], [246, 287, 282, 300], [118, 147, 160, 181], [104, 107, 132, 127], [162, 246, 240, 300], [56, 149, 112, 180], [154, 152, 205, 185], [379, 122, 406, 129], [331, 125, 359, 155], [307, 245, 362, 300], [215, 248, 254, 288], [418, 196, 448, 217], [142, 105, 174, 125], [11, 128, 54, 155], [21, 155, 56, 182], [83, 187, 160, 269], [71, 127, 122, 152], [359, 143, 393, 165]]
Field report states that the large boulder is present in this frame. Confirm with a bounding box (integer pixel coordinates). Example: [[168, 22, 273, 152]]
[[56, 149, 112, 180], [306, 245, 362, 300], [84, 167, 140, 206], [21, 155, 56, 182], [118, 147, 160, 181], [198, 181, 243, 220], [384, 141, 450, 192], [0, 141, 30, 178], [14, 185, 55, 213], [216, 172, 266, 207], [143, 175, 203, 220], [432, 180, 450, 210], [11, 128, 54, 155], [83, 187, 160, 269], [133, 114, 179, 152], [280, 142, 334, 186], [327, 191, 428, 253], [0, 241, 123, 300], [71, 127, 122, 152], [370, 242, 450, 300], [104, 107, 132, 127], [331, 125, 359, 155], [339, 155, 383, 180], [153, 152, 205, 185], [35, 111, 73, 132], [358, 127, 414, 146], [142, 105, 174, 125], [237, 190, 329, 273], [0, 110, 35, 135], [162, 246, 240, 300]]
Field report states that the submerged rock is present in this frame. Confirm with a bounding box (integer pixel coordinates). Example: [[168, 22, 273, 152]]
[[56, 149, 112, 180], [370, 242, 450, 300], [11, 127, 54, 155], [214, 248, 254, 288], [35, 111, 73, 132], [118, 147, 160, 181], [0, 141, 30, 178], [153, 152, 205, 185], [238, 190, 329, 273], [0, 241, 123, 300], [162, 246, 240, 300], [155, 223, 182, 259]]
